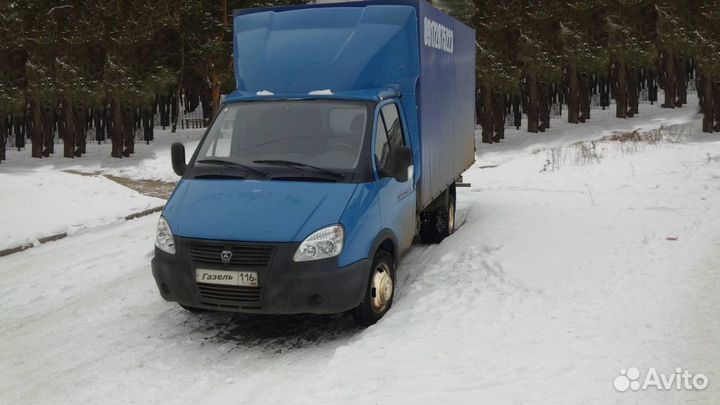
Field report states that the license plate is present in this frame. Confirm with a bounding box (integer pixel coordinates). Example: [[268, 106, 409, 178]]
[[195, 268, 259, 287]]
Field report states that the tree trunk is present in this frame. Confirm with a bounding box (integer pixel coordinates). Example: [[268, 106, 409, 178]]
[[110, 101, 123, 158], [76, 107, 86, 155], [600, 74, 610, 109], [30, 100, 43, 158], [512, 94, 521, 129], [17, 114, 26, 150], [538, 81, 550, 131], [627, 67, 639, 117], [492, 92, 505, 142], [579, 73, 591, 122], [123, 108, 134, 156], [647, 69, 658, 104], [0, 114, 6, 162], [701, 72, 713, 133], [475, 91, 482, 128], [481, 89, 494, 144], [95, 107, 106, 143], [172, 88, 181, 133], [714, 80, 720, 132], [614, 60, 628, 119], [172, 39, 185, 133], [676, 57, 687, 107], [566, 65, 579, 124], [210, 69, 221, 118], [209, 0, 228, 119], [42, 108, 54, 156], [526, 74, 539, 133], [62, 99, 75, 158], [159, 95, 169, 128], [143, 108, 154, 143], [662, 50, 676, 108]]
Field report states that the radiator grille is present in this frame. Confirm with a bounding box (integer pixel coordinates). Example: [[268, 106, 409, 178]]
[[197, 283, 262, 308], [189, 244, 273, 267]]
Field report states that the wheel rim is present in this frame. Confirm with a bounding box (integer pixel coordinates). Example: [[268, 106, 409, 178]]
[[448, 202, 455, 234], [371, 263, 393, 313]]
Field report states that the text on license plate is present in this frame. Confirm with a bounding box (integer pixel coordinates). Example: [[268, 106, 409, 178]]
[[195, 269, 258, 287]]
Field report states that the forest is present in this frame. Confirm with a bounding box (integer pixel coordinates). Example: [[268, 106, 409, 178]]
[[0, 0, 718, 162]]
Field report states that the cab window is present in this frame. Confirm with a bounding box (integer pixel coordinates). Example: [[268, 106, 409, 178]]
[[375, 117, 391, 170], [381, 104, 405, 148], [375, 103, 406, 176]]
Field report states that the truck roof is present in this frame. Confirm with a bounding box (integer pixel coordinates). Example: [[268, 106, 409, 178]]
[[223, 87, 400, 104], [232, 0, 422, 17]]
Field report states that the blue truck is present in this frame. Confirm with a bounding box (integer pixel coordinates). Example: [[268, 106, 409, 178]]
[[152, 0, 475, 326]]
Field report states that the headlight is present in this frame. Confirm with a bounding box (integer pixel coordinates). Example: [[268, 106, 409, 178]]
[[293, 225, 344, 262], [155, 216, 176, 254]]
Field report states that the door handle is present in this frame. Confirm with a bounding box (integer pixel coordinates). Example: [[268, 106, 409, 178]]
[[397, 188, 413, 201]]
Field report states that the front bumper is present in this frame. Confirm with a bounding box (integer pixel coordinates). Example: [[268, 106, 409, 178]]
[[151, 237, 371, 314]]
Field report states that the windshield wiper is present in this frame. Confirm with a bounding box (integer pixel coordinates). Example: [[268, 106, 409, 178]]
[[196, 159, 267, 178], [253, 159, 344, 180]]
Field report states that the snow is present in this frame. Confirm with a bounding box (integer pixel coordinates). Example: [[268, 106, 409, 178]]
[[0, 169, 163, 251], [256, 90, 275, 96], [308, 89, 334, 95], [1, 100, 720, 403], [476, 97, 701, 169], [0, 129, 203, 251], [1, 128, 204, 182]]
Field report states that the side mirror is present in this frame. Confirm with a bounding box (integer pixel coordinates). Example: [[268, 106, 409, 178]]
[[171, 143, 187, 176], [390, 145, 412, 182]]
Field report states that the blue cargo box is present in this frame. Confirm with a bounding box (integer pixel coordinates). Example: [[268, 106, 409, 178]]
[[231, 0, 475, 209]]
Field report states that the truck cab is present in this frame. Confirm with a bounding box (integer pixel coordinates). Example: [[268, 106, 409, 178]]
[[151, 0, 475, 326]]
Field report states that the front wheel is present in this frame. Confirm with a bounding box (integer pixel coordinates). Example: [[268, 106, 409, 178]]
[[352, 250, 396, 327]]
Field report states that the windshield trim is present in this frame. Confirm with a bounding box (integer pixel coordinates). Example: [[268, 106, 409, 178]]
[[184, 99, 376, 183]]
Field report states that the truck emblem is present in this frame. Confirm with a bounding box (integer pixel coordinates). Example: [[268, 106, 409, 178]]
[[221, 250, 233, 264]]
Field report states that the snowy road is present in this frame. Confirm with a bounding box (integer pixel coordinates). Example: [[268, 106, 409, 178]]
[[2, 123, 720, 403]]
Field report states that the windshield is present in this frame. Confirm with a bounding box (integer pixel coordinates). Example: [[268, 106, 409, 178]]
[[195, 100, 371, 175]]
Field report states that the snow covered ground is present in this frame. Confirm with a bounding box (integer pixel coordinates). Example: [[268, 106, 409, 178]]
[[1, 102, 720, 404], [1, 128, 203, 182], [0, 129, 202, 251], [0, 170, 162, 251]]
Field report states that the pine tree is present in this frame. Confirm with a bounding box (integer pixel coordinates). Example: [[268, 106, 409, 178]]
[[52, 1, 106, 158], [432, 0, 476, 25], [656, 0, 694, 109], [0, 1, 26, 162], [692, 0, 720, 133], [21, 0, 60, 158], [99, 0, 175, 158], [518, 0, 562, 133], [559, 0, 609, 124], [606, 0, 656, 119], [472, 0, 521, 143]]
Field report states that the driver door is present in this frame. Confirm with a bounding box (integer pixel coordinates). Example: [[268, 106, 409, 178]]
[[374, 102, 416, 252]]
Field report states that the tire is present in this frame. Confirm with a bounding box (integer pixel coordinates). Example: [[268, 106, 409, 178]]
[[418, 211, 439, 244], [436, 194, 456, 240], [180, 304, 206, 313], [352, 250, 396, 327], [418, 193, 455, 244]]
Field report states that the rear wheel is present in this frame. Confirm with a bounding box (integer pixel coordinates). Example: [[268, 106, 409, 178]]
[[352, 250, 395, 327], [419, 192, 455, 244], [436, 194, 456, 239]]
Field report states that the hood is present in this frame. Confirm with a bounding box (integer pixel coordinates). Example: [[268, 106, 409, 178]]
[[163, 179, 357, 242]]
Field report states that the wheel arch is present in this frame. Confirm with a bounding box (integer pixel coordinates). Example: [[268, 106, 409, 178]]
[[369, 229, 399, 265]]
